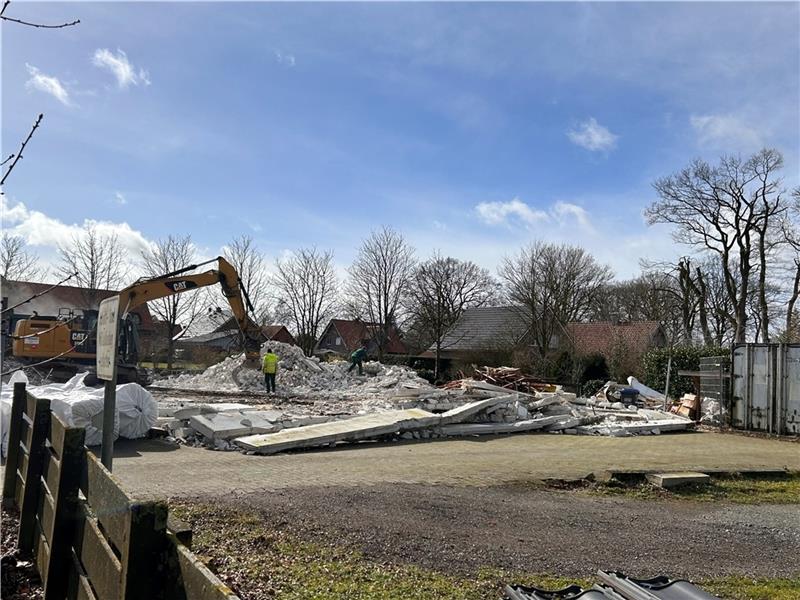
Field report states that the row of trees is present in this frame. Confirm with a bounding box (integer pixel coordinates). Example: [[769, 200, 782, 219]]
[[3, 148, 799, 374]]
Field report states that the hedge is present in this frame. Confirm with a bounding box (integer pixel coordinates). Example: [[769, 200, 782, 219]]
[[641, 345, 727, 399]]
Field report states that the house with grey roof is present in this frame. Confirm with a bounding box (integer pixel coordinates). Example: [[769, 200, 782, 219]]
[[422, 306, 664, 365], [420, 306, 532, 361]]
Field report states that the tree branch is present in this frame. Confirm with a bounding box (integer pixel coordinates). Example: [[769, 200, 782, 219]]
[[1, 114, 43, 186], [0, 1, 79, 27]]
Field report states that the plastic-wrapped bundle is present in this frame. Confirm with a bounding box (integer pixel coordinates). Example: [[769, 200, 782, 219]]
[[1, 371, 157, 448], [115, 383, 158, 439]]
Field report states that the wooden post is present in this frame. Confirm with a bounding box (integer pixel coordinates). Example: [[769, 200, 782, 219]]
[[2, 382, 26, 507], [42, 419, 86, 600], [17, 396, 51, 555], [101, 378, 117, 470]]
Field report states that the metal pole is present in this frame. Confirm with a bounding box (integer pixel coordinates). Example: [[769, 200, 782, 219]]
[[663, 353, 673, 411], [100, 323, 119, 471], [101, 378, 117, 469]]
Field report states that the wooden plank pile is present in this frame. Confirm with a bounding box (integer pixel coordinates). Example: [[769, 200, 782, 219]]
[[447, 366, 558, 394]]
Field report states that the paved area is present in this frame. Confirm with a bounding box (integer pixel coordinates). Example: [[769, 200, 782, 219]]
[[112, 431, 800, 498]]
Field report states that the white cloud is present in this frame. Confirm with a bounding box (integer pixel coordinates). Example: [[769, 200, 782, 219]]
[[475, 198, 596, 233], [92, 48, 151, 89], [114, 191, 127, 205], [1, 198, 153, 277], [552, 201, 594, 233], [475, 198, 549, 227], [690, 113, 763, 151], [274, 50, 296, 67], [25, 64, 71, 106], [567, 117, 618, 152]]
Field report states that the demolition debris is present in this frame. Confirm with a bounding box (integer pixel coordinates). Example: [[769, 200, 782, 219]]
[[153, 353, 694, 454]]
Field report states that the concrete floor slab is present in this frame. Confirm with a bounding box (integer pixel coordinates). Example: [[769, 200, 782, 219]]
[[104, 431, 800, 499]]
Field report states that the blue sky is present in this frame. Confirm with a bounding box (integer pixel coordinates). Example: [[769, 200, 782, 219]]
[[2, 1, 799, 280]]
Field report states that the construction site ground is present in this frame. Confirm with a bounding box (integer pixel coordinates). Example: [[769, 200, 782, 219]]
[[113, 431, 800, 496]]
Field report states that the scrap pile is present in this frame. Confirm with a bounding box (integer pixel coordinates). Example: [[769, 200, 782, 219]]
[[160, 376, 693, 454], [449, 366, 558, 394]]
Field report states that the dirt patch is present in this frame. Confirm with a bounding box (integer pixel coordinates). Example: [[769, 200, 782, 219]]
[[194, 482, 800, 580], [1, 507, 43, 600]]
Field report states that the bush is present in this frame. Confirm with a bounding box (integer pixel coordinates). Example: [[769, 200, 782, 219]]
[[641, 345, 727, 399], [574, 352, 609, 385]]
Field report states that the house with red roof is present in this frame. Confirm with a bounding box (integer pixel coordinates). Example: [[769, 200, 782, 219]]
[[419, 306, 665, 368], [314, 318, 407, 358]]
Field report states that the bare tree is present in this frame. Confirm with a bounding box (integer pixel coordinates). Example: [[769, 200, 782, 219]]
[[140, 235, 202, 368], [500, 241, 613, 357], [222, 235, 271, 325], [272, 247, 338, 356], [592, 268, 686, 343], [407, 253, 497, 379], [57, 224, 129, 306], [782, 188, 800, 341], [646, 149, 787, 343], [1, 232, 44, 280], [346, 227, 416, 360]]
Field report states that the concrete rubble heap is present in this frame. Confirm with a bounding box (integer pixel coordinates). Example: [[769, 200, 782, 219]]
[[157, 371, 694, 454], [156, 341, 432, 402]]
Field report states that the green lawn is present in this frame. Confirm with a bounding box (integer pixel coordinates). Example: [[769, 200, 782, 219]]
[[591, 473, 800, 504]]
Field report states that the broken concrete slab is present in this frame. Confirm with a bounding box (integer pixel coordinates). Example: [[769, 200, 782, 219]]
[[190, 410, 279, 440], [576, 418, 693, 436], [234, 409, 440, 454], [461, 381, 536, 398], [173, 402, 251, 419], [545, 415, 603, 432], [439, 416, 561, 437], [439, 394, 518, 425], [646, 472, 710, 488]]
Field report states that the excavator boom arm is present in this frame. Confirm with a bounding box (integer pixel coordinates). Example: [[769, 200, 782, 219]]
[[117, 257, 257, 345]]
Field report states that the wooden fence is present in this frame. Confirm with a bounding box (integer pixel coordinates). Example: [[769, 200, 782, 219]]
[[2, 381, 241, 600]]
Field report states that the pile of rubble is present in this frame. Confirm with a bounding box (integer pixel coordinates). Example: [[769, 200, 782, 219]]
[[156, 341, 432, 401], [158, 377, 694, 454]]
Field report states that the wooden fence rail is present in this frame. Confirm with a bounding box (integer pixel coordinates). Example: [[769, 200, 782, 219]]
[[2, 382, 241, 600]]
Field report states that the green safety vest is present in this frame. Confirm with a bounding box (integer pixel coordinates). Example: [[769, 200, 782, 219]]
[[262, 353, 278, 374]]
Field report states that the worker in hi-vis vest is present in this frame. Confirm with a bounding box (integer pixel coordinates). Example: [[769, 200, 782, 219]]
[[262, 348, 278, 393]]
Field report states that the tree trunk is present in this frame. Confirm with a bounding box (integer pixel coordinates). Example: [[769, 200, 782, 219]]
[[694, 268, 712, 346], [787, 262, 800, 342], [757, 231, 770, 343], [434, 340, 441, 381]]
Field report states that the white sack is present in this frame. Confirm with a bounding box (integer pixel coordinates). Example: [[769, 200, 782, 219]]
[[115, 383, 157, 439]]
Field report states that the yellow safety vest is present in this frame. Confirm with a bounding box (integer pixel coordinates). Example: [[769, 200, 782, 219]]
[[262, 353, 278, 374]]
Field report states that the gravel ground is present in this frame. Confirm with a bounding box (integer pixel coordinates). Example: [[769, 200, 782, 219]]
[[208, 483, 800, 580]]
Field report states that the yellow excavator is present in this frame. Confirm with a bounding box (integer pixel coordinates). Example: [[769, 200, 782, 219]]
[[11, 257, 264, 384]]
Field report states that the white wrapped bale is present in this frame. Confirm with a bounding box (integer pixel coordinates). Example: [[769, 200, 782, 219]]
[[116, 383, 158, 439]]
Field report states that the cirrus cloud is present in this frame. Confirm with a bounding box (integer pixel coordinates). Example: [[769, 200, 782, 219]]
[[92, 48, 151, 89], [25, 64, 71, 106]]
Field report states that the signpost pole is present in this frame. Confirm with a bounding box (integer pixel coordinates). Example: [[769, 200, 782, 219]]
[[97, 296, 121, 471], [100, 361, 118, 469]]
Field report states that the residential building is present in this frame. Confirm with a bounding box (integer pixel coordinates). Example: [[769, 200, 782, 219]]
[[315, 318, 407, 357]]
